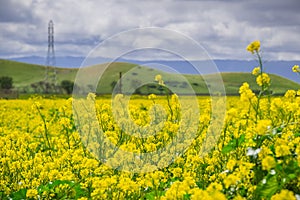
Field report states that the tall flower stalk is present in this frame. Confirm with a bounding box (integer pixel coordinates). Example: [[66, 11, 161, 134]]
[[247, 40, 271, 120], [247, 40, 271, 95], [154, 74, 174, 121]]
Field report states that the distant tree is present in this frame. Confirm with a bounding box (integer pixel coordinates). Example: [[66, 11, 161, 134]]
[[0, 76, 13, 90], [180, 82, 188, 88], [111, 80, 121, 93], [131, 79, 142, 89], [31, 83, 38, 93], [87, 84, 95, 91], [45, 82, 51, 93], [22, 86, 30, 94], [37, 81, 46, 93], [61, 80, 74, 94], [110, 80, 117, 89]]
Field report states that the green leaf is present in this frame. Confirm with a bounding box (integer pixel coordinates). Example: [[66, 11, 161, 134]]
[[294, 132, 300, 137], [238, 134, 245, 145], [37, 180, 85, 198], [256, 175, 279, 198], [270, 144, 275, 153], [10, 188, 27, 199], [145, 191, 156, 200], [222, 144, 234, 154], [286, 160, 298, 173], [222, 138, 237, 154], [183, 193, 191, 199], [276, 127, 283, 133], [288, 174, 297, 180]]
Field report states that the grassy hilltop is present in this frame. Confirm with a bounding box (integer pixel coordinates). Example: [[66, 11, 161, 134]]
[[0, 59, 299, 95]]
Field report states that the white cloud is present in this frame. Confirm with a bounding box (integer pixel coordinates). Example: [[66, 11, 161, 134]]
[[0, 0, 299, 60]]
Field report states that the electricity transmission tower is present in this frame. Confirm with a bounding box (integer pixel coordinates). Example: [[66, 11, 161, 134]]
[[45, 20, 57, 87]]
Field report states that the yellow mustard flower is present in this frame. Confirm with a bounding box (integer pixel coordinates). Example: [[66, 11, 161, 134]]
[[148, 93, 157, 100], [207, 182, 223, 193], [252, 67, 260, 76], [256, 73, 270, 87], [224, 174, 239, 188], [226, 159, 236, 171], [190, 188, 212, 200], [256, 119, 272, 135], [210, 191, 227, 200], [262, 155, 276, 171], [275, 144, 291, 157], [292, 65, 300, 73], [271, 189, 296, 200], [26, 189, 39, 198], [233, 195, 246, 200], [284, 90, 296, 98], [1, 88, 300, 199], [239, 82, 256, 101], [78, 198, 88, 200], [247, 40, 260, 54], [155, 74, 165, 85], [171, 167, 182, 178]]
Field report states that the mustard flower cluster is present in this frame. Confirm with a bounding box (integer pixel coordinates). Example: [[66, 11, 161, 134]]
[[0, 89, 299, 199], [292, 65, 300, 73], [246, 40, 260, 54], [0, 41, 299, 199]]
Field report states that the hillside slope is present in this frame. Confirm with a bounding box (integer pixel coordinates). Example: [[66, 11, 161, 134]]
[[0, 59, 299, 95]]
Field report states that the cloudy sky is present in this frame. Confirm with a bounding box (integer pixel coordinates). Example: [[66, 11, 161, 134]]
[[0, 0, 300, 61]]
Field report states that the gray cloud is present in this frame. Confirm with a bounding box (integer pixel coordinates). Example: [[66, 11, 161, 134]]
[[233, 0, 300, 27], [0, 0, 299, 60], [0, 0, 34, 23]]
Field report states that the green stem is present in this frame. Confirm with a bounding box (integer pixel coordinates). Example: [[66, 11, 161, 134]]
[[35, 105, 51, 150], [64, 126, 71, 149], [256, 50, 264, 96], [35, 104, 53, 160], [164, 87, 173, 121]]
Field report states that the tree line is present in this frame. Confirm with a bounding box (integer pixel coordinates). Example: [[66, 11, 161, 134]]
[[0, 76, 75, 94]]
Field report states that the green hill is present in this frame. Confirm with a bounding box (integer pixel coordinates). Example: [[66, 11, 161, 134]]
[[0, 59, 78, 87], [0, 59, 299, 95]]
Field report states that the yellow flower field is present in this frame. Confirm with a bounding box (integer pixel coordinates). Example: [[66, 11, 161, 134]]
[[0, 41, 300, 199], [0, 93, 299, 199]]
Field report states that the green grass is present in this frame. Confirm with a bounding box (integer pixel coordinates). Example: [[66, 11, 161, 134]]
[[0, 59, 299, 95], [0, 59, 78, 87], [213, 72, 300, 94]]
